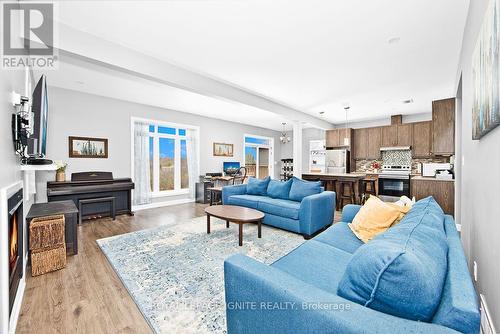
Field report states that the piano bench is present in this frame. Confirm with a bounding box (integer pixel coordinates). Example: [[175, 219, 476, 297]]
[[78, 197, 116, 224]]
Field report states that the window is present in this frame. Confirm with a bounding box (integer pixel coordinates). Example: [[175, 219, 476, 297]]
[[244, 135, 274, 179], [145, 122, 194, 196]]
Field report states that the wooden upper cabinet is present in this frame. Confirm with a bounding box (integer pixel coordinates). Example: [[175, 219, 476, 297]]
[[353, 128, 368, 159], [432, 98, 455, 155], [397, 124, 413, 146], [326, 128, 351, 148], [326, 130, 339, 148], [381, 126, 398, 147], [412, 121, 432, 158], [366, 127, 382, 159]]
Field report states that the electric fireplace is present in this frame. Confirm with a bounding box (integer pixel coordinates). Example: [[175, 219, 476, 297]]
[[7, 189, 23, 316]]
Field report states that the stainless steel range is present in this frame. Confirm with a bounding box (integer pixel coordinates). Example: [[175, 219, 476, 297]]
[[378, 164, 411, 202]]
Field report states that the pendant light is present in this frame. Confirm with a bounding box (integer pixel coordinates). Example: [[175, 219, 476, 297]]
[[280, 122, 291, 144], [343, 105, 350, 146]]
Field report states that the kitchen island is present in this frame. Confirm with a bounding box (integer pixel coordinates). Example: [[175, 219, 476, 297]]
[[302, 172, 367, 207]]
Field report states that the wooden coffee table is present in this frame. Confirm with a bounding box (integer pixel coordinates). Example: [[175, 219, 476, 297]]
[[205, 205, 265, 246]]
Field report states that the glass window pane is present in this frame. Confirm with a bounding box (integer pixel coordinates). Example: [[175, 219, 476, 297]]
[[180, 140, 188, 189], [149, 137, 154, 191], [179, 129, 186, 136], [149, 125, 155, 133], [158, 126, 176, 135], [159, 138, 175, 191], [245, 136, 269, 145], [245, 146, 257, 177]]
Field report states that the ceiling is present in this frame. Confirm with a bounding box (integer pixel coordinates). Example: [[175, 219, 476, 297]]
[[47, 0, 469, 127]]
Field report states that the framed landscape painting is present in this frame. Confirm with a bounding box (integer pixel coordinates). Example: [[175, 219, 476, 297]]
[[69, 136, 108, 158], [472, 0, 500, 140], [213, 143, 233, 157]]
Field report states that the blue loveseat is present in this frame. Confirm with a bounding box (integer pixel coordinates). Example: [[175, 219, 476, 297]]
[[224, 197, 480, 334], [222, 177, 336, 239]]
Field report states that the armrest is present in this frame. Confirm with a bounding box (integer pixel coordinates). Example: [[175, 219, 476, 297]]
[[298, 191, 335, 236], [341, 204, 362, 223], [222, 184, 247, 204], [224, 254, 459, 334]]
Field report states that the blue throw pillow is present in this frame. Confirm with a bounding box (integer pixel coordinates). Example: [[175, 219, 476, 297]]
[[337, 199, 448, 322], [246, 176, 270, 196], [288, 177, 322, 202], [267, 179, 293, 200]]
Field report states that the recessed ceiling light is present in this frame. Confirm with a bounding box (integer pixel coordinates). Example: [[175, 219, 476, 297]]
[[319, 111, 325, 115], [388, 37, 401, 44], [402, 98, 414, 104]]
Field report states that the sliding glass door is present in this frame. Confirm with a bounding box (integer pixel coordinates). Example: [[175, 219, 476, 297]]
[[244, 135, 273, 179]]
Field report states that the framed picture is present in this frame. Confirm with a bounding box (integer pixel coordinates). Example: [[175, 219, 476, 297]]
[[69, 136, 108, 158], [472, 0, 500, 140], [213, 143, 234, 157]]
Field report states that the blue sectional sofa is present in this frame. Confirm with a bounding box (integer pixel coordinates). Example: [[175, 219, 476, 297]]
[[222, 177, 336, 239], [224, 197, 480, 334]]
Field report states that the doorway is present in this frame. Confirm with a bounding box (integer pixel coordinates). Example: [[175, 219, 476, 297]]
[[244, 135, 274, 179]]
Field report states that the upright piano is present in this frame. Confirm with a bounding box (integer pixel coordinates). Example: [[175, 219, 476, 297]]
[[47, 172, 134, 221]]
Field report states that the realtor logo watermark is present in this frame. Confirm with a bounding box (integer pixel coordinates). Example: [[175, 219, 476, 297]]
[[1, 2, 58, 69]]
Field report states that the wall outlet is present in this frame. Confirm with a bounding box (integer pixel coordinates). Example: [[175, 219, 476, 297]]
[[473, 261, 478, 282]]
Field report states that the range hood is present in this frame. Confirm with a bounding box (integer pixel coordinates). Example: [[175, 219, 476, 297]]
[[380, 146, 411, 151]]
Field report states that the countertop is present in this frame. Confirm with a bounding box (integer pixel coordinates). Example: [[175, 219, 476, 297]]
[[411, 176, 455, 182], [302, 172, 367, 178]]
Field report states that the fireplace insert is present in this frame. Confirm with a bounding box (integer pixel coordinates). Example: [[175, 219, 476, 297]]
[[8, 188, 23, 316]]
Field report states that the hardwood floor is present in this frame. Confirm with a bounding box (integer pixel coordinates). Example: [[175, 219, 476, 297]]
[[16, 203, 342, 333]]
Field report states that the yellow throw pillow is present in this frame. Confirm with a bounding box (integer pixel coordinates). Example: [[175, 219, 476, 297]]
[[386, 202, 411, 226], [348, 196, 401, 243]]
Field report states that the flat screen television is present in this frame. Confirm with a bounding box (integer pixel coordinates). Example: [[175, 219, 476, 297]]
[[223, 161, 240, 175], [28, 75, 49, 159]]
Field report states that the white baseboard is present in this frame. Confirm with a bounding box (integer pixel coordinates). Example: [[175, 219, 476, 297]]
[[132, 198, 195, 211], [8, 277, 25, 334]]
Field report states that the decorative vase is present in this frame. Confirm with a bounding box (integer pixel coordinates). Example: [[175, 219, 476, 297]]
[[56, 171, 66, 182]]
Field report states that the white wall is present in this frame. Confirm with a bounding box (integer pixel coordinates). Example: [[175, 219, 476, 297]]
[[456, 0, 500, 326], [345, 112, 432, 129], [46, 87, 283, 180], [0, 72, 25, 188]]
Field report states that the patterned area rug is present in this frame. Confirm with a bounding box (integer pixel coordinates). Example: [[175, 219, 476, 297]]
[[97, 216, 304, 334]]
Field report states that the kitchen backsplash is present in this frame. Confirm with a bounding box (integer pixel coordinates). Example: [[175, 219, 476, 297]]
[[356, 154, 449, 174], [381, 150, 412, 166]]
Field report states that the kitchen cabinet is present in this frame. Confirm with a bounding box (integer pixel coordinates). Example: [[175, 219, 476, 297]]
[[432, 98, 455, 155], [326, 130, 340, 148], [353, 128, 368, 160], [366, 127, 382, 159], [411, 177, 454, 215], [326, 128, 351, 148], [381, 126, 398, 147], [412, 121, 432, 158], [397, 124, 413, 146]]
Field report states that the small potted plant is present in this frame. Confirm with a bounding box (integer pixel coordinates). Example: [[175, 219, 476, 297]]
[[55, 162, 68, 182], [371, 162, 381, 173]]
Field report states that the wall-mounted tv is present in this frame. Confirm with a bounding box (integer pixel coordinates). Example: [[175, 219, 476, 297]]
[[223, 161, 240, 175], [28, 74, 49, 158]]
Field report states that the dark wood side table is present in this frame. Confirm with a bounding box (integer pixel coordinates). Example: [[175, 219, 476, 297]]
[[205, 205, 264, 246], [26, 200, 79, 255]]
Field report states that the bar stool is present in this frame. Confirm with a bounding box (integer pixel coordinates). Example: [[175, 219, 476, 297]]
[[339, 180, 356, 209], [362, 179, 377, 204]]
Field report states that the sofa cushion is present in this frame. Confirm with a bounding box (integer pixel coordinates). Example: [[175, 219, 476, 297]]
[[289, 177, 322, 202], [257, 197, 300, 220], [314, 222, 364, 254], [348, 196, 402, 243], [266, 179, 292, 200], [272, 240, 352, 294], [226, 194, 262, 209], [337, 197, 448, 322], [246, 176, 270, 196]]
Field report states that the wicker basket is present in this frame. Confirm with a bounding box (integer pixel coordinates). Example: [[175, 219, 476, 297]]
[[29, 215, 66, 276], [31, 245, 66, 276]]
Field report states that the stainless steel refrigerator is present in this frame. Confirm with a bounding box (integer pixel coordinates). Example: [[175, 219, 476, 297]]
[[325, 149, 350, 174]]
